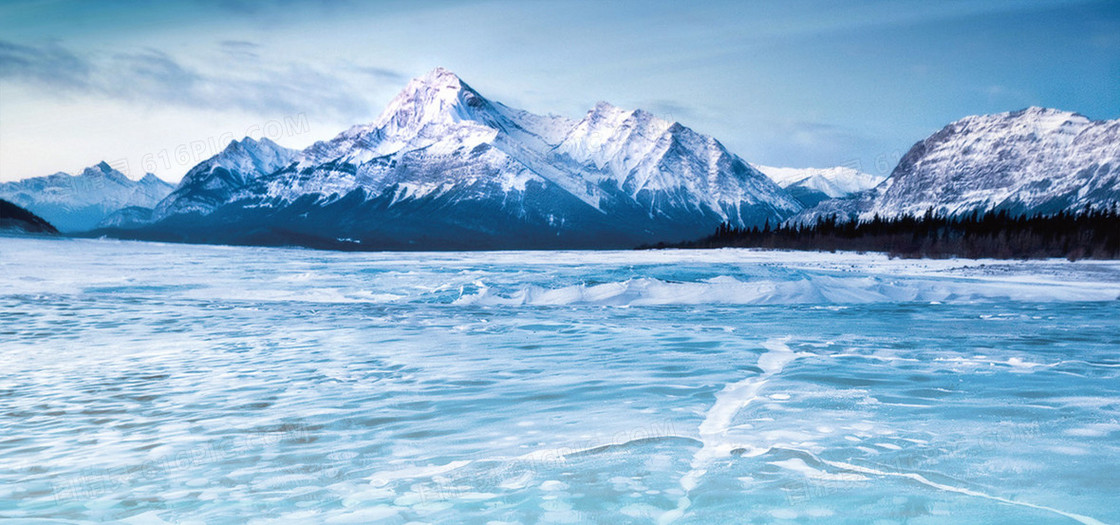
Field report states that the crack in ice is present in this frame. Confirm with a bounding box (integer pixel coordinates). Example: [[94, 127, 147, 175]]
[[661, 337, 804, 524], [660, 337, 1106, 525]]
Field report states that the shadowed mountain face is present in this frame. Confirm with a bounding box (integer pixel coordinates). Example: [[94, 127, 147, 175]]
[[0, 162, 173, 232], [794, 107, 1120, 224], [0, 199, 58, 234], [103, 68, 802, 250]]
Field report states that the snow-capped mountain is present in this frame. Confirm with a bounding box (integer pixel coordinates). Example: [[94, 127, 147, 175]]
[[753, 165, 885, 207], [0, 163, 173, 232], [795, 107, 1120, 223], [153, 137, 296, 220], [118, 68, 801, 249]]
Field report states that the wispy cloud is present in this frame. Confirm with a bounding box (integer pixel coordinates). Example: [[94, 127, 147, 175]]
[[0, 39, 404, 122], [353, 66, 407, 83], [219, 40, 261, 60], [0, 40, 92, 89]]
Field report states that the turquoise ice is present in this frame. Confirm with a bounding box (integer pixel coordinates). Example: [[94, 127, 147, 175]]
[[1, 236, 1118, 523]]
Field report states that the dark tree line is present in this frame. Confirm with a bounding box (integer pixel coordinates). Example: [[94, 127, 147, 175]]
[[661, 206, 1120, 260]]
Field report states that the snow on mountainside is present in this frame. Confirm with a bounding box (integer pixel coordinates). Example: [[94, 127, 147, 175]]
[[0, 163, 173, 232], [153, 137, 296, 220], [554, 102, 797, 223], [795, 107, 1120, 223], [753, 165, 885, 207], [267, 68, 599, 209], [127, 67, 800, 249]]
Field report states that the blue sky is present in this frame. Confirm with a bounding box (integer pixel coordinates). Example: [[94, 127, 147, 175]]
[[1, 0, 1117, 182]]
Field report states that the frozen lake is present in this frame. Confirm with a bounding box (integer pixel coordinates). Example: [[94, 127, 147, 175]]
[[1, 236, 1119, 524]]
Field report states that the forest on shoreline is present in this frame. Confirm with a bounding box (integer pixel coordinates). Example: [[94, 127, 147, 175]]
[[652, 207, 1120, 260]]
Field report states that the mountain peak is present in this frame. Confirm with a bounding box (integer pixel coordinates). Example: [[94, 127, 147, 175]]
[[222, 136, 254, 152], [930, 106, 1095, 149], [579, 101, 674, 142], [420, 66, 464, 86], [1012, 106, 1072, 116], [217, 136, 288, 160], [221, 137, 249, 154], [139, 173, 169, 186], [592, 101, 622, 112], [588, 101, 638, 120], [1004, 106, 1087, 124], [82, 161, 128, 181], [586, 102, 667, 125], [397, 67, 473, 101], [368, 68, 503, 139]]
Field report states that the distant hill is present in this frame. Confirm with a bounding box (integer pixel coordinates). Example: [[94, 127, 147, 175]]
[[0, 199, 59, 234]]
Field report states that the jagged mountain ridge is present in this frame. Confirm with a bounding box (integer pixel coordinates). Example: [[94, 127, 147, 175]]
[[795, 107, 1120, 223], [0, 162, 173, 232], [120, 67, 802, 249]]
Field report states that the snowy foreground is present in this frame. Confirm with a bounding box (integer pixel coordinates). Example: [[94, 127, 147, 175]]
[[1, 236, 1119, 524]]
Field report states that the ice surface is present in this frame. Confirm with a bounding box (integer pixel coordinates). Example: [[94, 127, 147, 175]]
[[1, 236, 1118, 523]]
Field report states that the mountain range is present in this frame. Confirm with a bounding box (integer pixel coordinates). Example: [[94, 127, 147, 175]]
[[4, 69, 1118, 249], [0, 162, 173, 232], [98, 68, 802, 249]]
